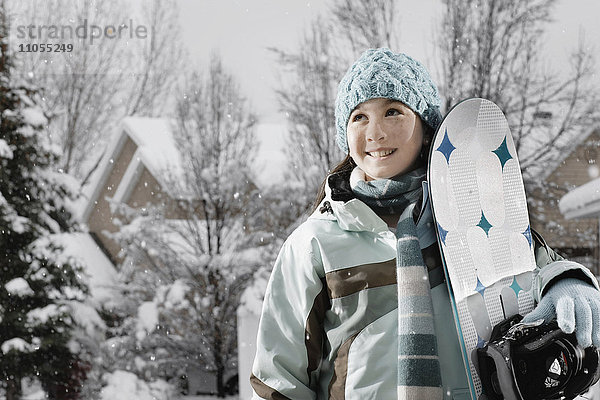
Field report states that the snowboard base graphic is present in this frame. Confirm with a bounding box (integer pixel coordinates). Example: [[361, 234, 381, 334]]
[[427, 98, 537, 399]]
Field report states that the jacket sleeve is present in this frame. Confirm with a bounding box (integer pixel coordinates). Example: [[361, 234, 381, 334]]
[[251, 231, 327, 400], [530, 229, 599, 302]]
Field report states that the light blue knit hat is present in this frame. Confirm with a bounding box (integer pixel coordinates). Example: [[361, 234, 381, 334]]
[[335, 48, 442, 153]]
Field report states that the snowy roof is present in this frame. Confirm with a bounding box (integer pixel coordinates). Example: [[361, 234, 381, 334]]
[[559, 176, 600, 219], [122, 118, 290, 189], [54, 232, 119, 305], [78, 117, 289, 222], [78, 117, 187, 222], [531, 127, 599, 181], [120, 117, 183, 185]]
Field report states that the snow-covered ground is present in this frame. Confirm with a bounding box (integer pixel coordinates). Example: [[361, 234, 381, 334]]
[[19, 372, 241, 400], [21, 394, 238, 400]]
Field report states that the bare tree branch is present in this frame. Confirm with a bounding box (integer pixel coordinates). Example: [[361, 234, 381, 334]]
[[437, 0, 600, 182]]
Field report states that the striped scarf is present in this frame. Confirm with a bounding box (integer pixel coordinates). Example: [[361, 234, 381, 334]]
[[351, 167, 443, 399], [350, 166, 426, 215]]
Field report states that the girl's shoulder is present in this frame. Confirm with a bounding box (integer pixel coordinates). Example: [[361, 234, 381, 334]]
[[286, 213, 346, 244]]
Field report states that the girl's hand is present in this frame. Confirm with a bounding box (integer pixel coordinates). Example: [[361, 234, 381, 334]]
[[522, 278, 600, 348]]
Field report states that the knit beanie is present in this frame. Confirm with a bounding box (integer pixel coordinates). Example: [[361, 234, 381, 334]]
[[335, 48, 442, 154]]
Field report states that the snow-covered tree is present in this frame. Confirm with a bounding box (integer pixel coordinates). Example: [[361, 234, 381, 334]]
[[108, 54, 263, 397], [0, 5, 90, 399]]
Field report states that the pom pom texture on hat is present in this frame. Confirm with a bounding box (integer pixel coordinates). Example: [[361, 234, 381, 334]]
[[335, 48, 442, 153]]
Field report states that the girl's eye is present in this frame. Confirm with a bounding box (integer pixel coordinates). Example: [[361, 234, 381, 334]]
[[352, 114, 366, 122], [386, 108, 401, 117]]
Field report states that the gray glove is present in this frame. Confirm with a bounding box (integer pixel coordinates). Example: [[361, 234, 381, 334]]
[[522, 278, 600, 348]]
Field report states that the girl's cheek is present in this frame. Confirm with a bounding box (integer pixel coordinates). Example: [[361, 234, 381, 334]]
[[348, 130, 362, 144]]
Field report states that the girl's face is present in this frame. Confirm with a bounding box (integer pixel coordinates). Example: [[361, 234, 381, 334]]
[[346, 98, 424, 181]]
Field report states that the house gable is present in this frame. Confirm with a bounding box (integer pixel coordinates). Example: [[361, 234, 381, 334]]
[[124, 166, 186, 220], [84, 118, 187, 263], [86, 134, 138, 239], [546, 129, 600, 187], [535, 127, 599, 182]]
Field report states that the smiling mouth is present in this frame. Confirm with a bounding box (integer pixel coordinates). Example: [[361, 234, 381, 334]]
[[367, 149, 396, 157]]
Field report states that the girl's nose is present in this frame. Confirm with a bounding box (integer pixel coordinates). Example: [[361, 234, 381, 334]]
[[366, 121, 386, 142]]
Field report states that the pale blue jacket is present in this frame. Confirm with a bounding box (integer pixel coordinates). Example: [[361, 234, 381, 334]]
[[251, 180, 598, 400]]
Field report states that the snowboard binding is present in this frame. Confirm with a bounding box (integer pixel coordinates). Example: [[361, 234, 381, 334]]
[[476, 314, 600, 400]]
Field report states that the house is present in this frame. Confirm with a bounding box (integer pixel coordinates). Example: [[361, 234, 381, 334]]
[[79, 117, 187, 263], [558, 176, 600, 398], [79, 118, 289, 263], [527, 128, 600, 274], [558, 176, 600, 272]]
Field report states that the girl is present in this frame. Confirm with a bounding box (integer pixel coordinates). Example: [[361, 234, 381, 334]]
[[251, 48, 600, 399]]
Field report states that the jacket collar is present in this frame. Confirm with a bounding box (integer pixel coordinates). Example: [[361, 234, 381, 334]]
[[309, 170, 389, 233]]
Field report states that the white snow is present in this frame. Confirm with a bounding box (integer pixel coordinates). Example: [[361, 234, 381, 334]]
[[5, 277, 34, 296], [40, 169, 82, 222], [26, 304, 63, 325], [99, 370, 174, 400], [68, 301, 107, 338], [559, 177, 600, 219], [136, 301, 159, 341], [164, 279, 190, 309], [10, 215, 29, 234], [21, 107, 47, 127], [238, 268, 269, 318], [19, 378, 46, 400], [237, 269, 269, 399], [122, 117, 184, 189], [54, 232, 119, 305], [0, 138, 13, 159], [17, 125, 37, 138], [1, 338, 32, 354]]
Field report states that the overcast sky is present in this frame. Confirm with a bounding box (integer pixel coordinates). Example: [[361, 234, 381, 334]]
[[175, 0, 600, 184], [177, 0, 600, 124]]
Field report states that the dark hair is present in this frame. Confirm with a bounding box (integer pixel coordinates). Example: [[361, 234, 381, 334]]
[[310, 122, 435, 214], [310, 155, 356, 214]]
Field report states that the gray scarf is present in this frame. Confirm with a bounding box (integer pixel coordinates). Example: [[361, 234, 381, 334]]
[[350, 166, 426, 215], [351, 167, 443, 399]]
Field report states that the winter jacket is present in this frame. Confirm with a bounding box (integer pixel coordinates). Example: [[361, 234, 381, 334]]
[[251, 172, 598, 400]]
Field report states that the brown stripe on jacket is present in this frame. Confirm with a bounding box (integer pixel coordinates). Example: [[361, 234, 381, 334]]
[[305, 277, 330, 386], [325, 259, 396, 299], [328, 331, 360, 400], [325, 245, 443, 300], [250, 374, 291, 399]]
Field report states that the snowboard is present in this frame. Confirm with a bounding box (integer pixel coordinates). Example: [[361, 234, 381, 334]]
[[427, 98, 537, 399]]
